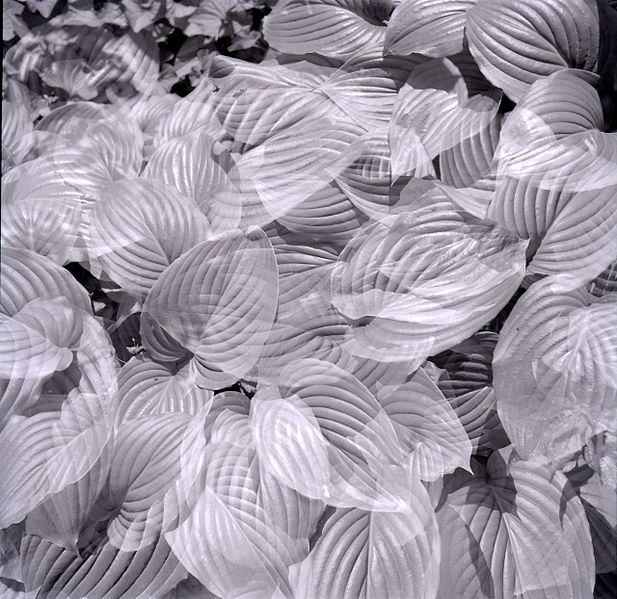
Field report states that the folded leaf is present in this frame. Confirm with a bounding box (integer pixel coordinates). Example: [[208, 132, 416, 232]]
[[493, 277, 617, 461]]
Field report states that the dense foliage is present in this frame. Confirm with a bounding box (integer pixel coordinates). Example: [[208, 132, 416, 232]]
[[1, 0, 616, 598]]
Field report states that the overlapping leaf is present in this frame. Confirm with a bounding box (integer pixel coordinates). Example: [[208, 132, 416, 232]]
[[437, 451, 595, 598], [141, 227, 278, 389], [251, 358, 412, 511], [0, 390, 113, 528], [385, 0, 477, 58], [116, 356, 214, 422], [493, 276, 617, 461], [465, 0, 600, 102], [330, 189, 527, 361], [167, 393, 324, 599], [264, 0, 394, 59], [389, 56, 500, 179], [143, 129, 239, 234], [290, 482, 440, 599], [378, 367, 472, 481], [87, 178, 210, 298]]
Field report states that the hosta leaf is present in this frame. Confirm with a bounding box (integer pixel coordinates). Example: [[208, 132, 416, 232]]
[[264, 0, 394, 60], [330, 189, 527, 362], [87, 178, 210, 298], [437, 451, 595, 599], [290, 482, 440, 599], [0, 248, 91, 317], [116, 356, 214, 422], [156, 87, 225, 147], [20, 532, 185, 599], [167, 403, 323, 599], [431, 332, 506, 453], [106, 413, 200, 552], [2, 101, 34, 170], [465, 0, 600, 102], [251, 358, 411, 511], [0, 390, 113, 528], [0, 298, 80, 381], [439, 111, 501, 190], [385, 0, 477, 58], [389, 56, 500, 180], [378, 367, 472, 481], [276, 183, 366, 245], [25, 446, 112, 553], [493, 70, 616, 193], [209, 55, 331, 147], [142, 228, 278, 389], [232, 117, 364, 228], [493, 277, 617, 462], [143, 130, 237, 234]]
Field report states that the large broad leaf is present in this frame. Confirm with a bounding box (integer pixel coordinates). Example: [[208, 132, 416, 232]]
[[0, 390, 113, 528], [116, 356, 214, 422], [465, 0, 600, 102], [330, 189, 527, 362], [142, 228, 278, 390], [251, 358, 411, 511], [167, 394, 324, 599], [436, 451, 595, 599], [87, 178, 210, 299], [264, 0, 393, 59], [378, 367, 472, 481], [142, 130, 237, 235], [290, 481, 440, 599], [389, 56, 500, 180], [493, 276, 617, 462], [385, 0, 477, 58], [25, 445, 112, 553]]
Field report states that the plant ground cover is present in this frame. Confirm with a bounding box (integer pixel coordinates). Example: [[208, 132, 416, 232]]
[[1, 0, 616, 598]]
